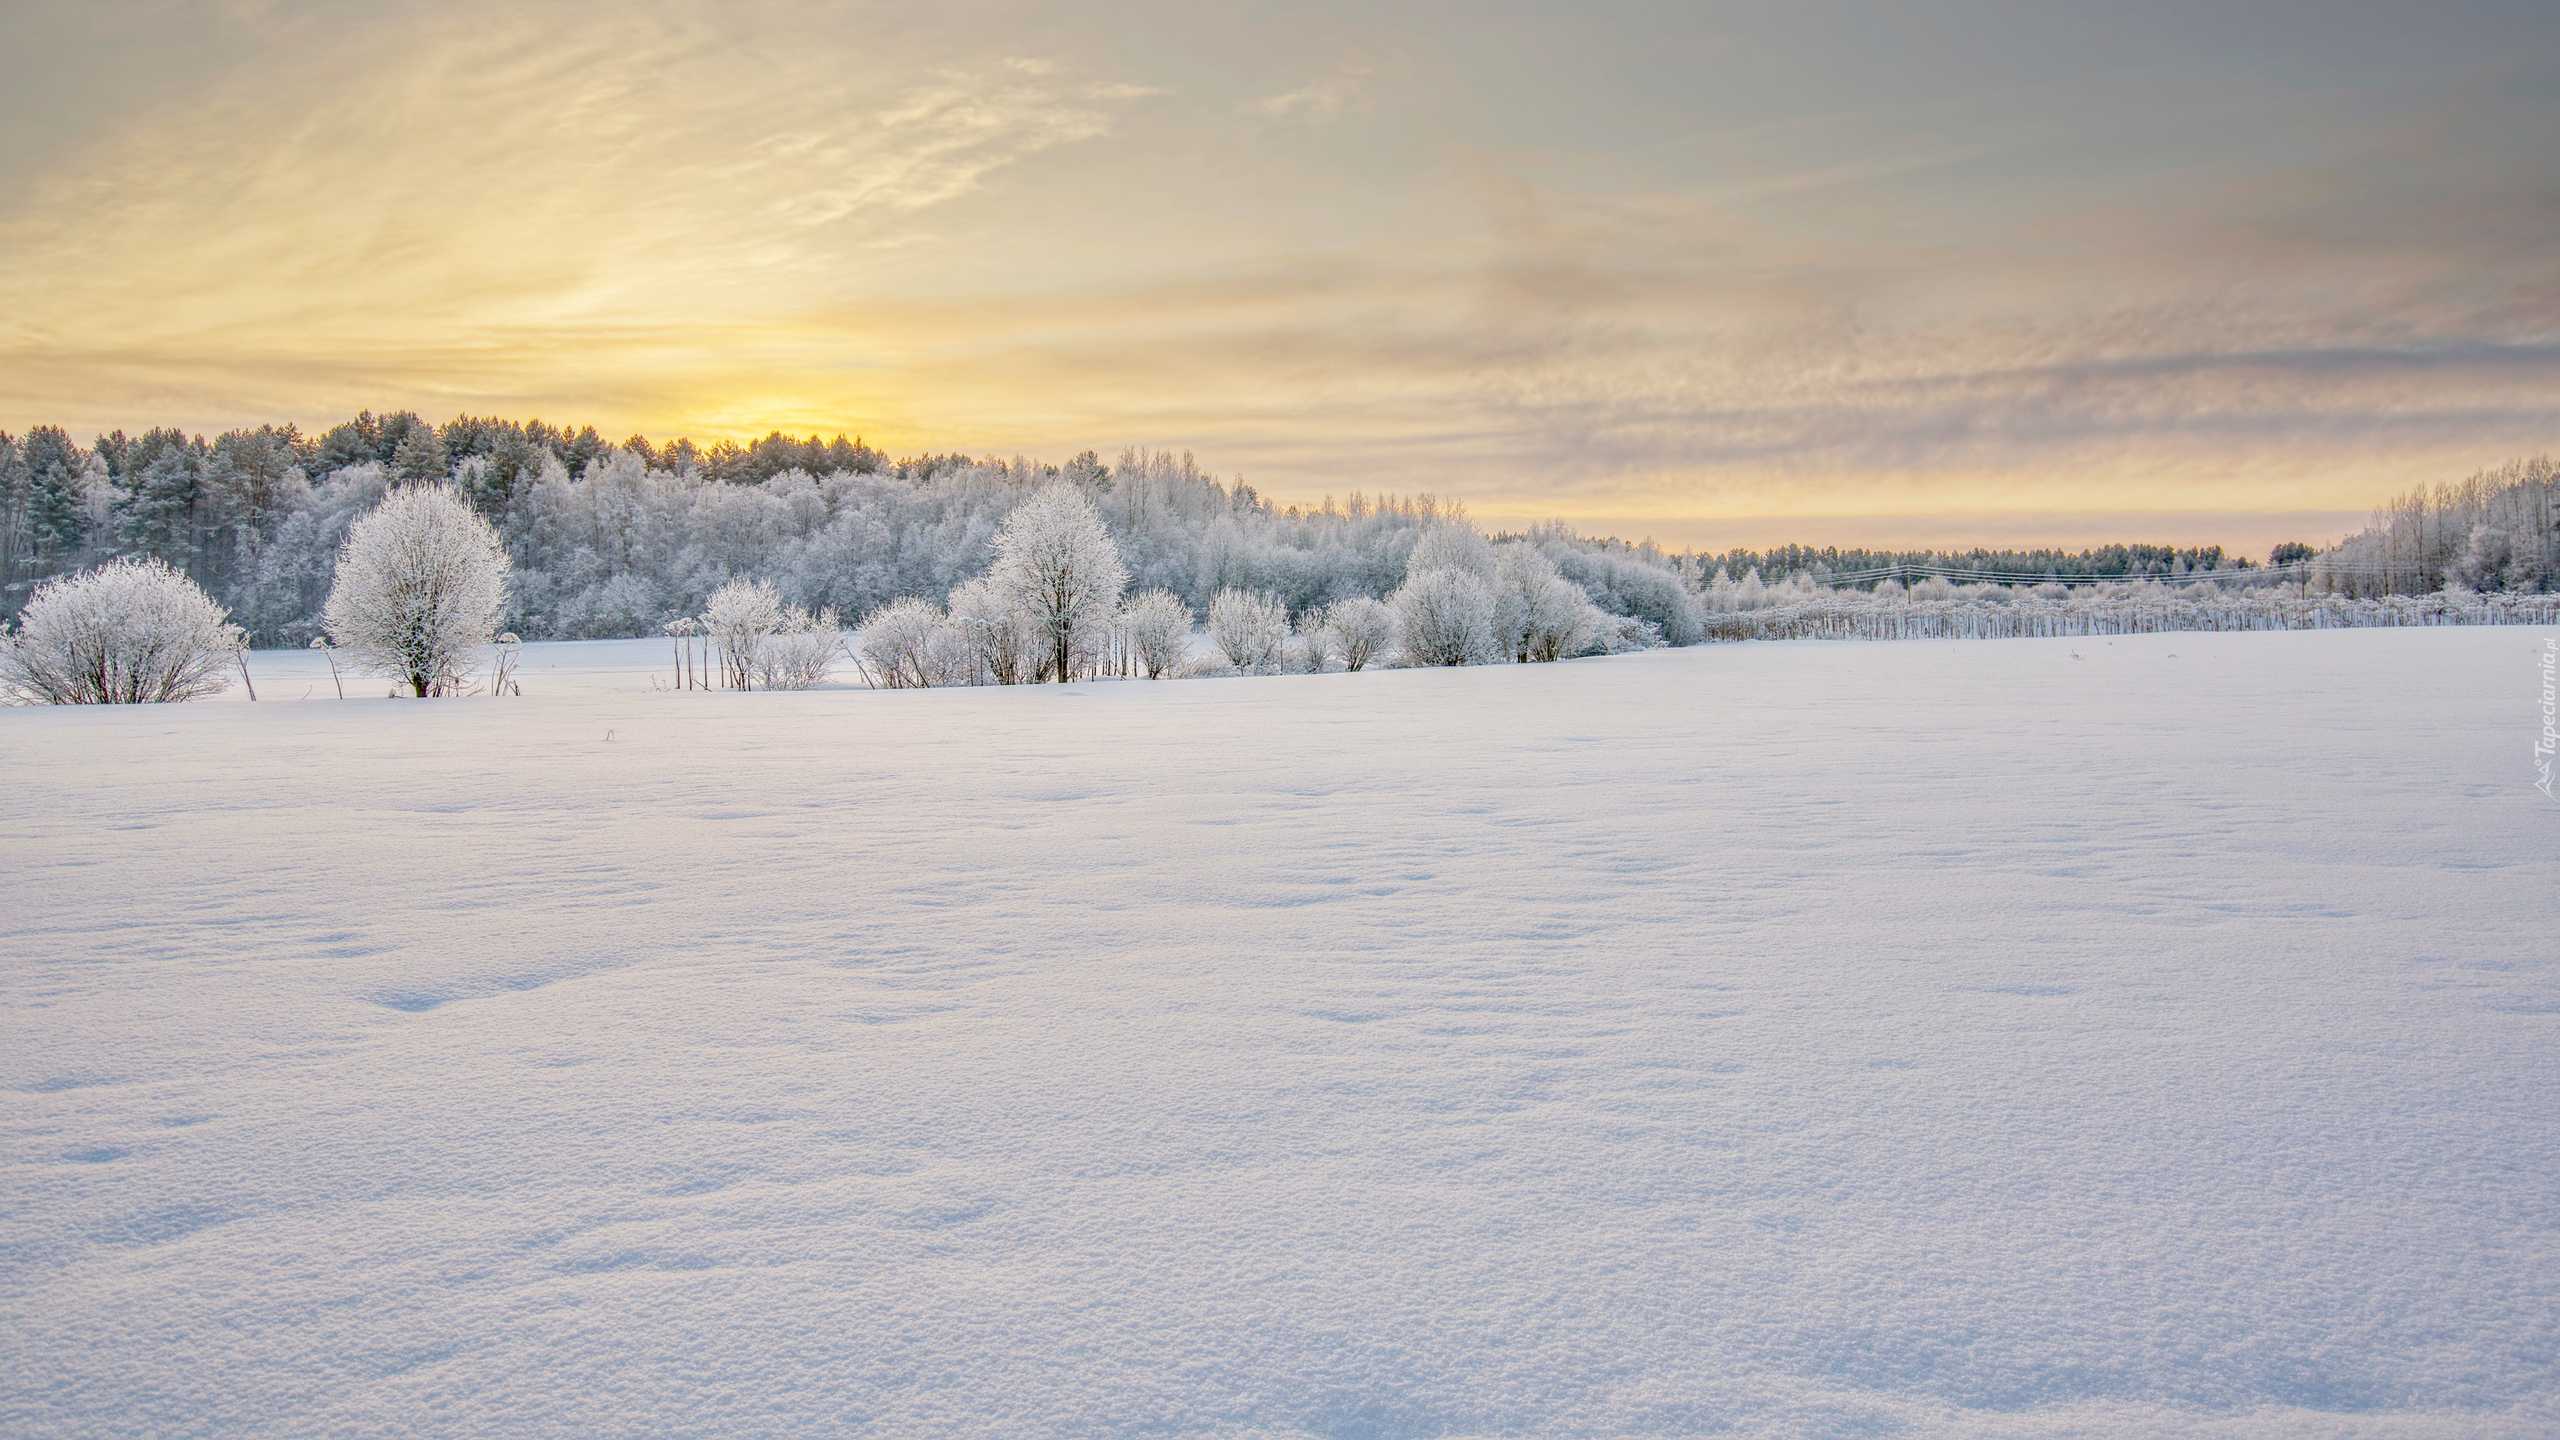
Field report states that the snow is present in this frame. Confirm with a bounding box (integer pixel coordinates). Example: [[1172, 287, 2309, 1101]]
[[5, 628, 2556, 1439]]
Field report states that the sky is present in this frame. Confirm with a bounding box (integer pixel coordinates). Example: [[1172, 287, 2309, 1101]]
[[3, 0, 2556, 553]]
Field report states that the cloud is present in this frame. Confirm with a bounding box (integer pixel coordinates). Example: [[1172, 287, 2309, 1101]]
[[0, 0, 1155, 387], [1245, 62, 1375, 124], [3, 1, 2556, 539]]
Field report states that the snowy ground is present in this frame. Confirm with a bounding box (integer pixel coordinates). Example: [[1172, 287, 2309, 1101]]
[[4, 628, 2556, 1439]]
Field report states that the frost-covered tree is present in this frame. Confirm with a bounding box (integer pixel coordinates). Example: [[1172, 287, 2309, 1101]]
[[945, 576, 1045, 684], [988, 484, 1128, 683], [1493, 544, 1606, 661], [1391, 567, 1498, 666], [1120, 589, 1192, 679], [1524, 576, 1605, 661], [1491, 545, 1550, 661], [1207, 587, 1289, 674], [702, 578, 785, 689], [1392, 522, 1501, 666], [322, 485, 508, 698], [1405, 522, 1498, 582], [2452, 525, 2522, 592], [1321, 596, 1395, 672], [1, 557, 242, 704]]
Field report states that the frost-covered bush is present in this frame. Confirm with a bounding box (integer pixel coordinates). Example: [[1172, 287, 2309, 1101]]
[[1207, 588, 1289, 674], [1492, 544, 1607, 662], [703, 578, 786, 689], [1527, 524, 1707, 646], [989, 484, 1128, 684], [1293, 609, 1337, 672], [861, 597, 958, 688], [1320, 596, 1396, 672], [1120, 590, 1192, 680], [1391, 567, 1498, 665], [1595, 613, 1664, 653], [1392, 520, 1503, 666], [755, 607, 843, 690], [1526, 575, 1605, 660], [1, 557, 242, 704], [948, 576, 1047, 684], [322, 484, 508, 698]]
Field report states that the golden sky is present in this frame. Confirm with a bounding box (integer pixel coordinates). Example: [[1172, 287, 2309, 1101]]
[[4, 0, 2556, 551]]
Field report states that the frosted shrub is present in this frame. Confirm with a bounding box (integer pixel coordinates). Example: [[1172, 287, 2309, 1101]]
[[861, 597, 950, 687], [948, 577, 1048, 684], [702, 578, 785, 688], [322, 485, 509, 697], [989, 485, 1128, 684], [1534, 526, 1707, 645], [1595, 613, 1665, 653], [1, 557, 243, 704], [1322, 597, 1395, 671], [1493, 544, 1606, 662], [1120, 590, 1192, 679], [1525, 575, 1605, 660], [1207, 588, 1289, 674], [1391, 567, 1497, 666], [754, 607, 843, 690], [1293, 609, 1337, 672]]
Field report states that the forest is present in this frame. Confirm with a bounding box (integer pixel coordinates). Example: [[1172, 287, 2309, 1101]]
[[0, 412, 1703, 647], [1, 410, 2551, 649]]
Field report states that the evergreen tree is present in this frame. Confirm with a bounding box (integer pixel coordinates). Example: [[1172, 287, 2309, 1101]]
[[391, 420, 450, 484], [117, 448, 202, 573], [23, 427, 89, 571]]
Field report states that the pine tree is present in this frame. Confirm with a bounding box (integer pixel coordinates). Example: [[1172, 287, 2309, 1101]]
[[23, 427, 89, 570], [391, 421, 450, 485], [117, 448, 202, 573]]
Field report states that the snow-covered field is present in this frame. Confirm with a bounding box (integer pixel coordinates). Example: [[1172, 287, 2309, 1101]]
[[5, 629, 2556, 1439]]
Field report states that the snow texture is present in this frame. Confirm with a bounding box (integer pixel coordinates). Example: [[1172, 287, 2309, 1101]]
[[4, 628, 2556, 1439]]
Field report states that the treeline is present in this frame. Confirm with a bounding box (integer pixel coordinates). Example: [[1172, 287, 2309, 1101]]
[[1678, 541, 2264, 588], [2312, 455, 2556, 596], [0, 412, 1704, 647], [6, 407, 2546, 648], [1720, 578, 2560, 640]]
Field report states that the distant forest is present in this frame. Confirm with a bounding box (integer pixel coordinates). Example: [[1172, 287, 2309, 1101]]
[[0, 410, 2547, 643], [1663, 541, 2260, 586]]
